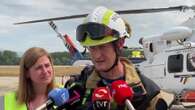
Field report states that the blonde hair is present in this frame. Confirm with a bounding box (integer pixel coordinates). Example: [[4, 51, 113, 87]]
[[123, 19, 132, 37], [17, 47, 55, 104]]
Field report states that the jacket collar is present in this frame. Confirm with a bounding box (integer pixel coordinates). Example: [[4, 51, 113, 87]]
[[86, 58, 141, 88]]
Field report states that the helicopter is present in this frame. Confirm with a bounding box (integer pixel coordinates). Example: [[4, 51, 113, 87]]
[[138, 25, 195, 108], [14, 5, 195, 108]]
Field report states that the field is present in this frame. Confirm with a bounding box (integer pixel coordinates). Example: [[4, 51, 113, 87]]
[[0, 65, 84, 76], [0, 65, 84, 95]]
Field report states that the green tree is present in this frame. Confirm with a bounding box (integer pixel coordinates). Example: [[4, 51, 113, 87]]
[[0, 50, 20, 65], [51, 51, 72, 65]]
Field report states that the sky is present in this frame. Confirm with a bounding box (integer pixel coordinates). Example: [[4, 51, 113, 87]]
[[0, 0, 195, 53]]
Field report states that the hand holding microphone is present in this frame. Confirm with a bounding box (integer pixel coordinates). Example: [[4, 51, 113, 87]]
[[111, 80, 135, 110], [36, 88, 69, 110], [92, 87, 112, 110]]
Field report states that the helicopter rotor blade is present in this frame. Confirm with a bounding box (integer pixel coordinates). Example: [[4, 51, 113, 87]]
[[116, 5, 191, 14], [14, 14, 88, 25], [14, 5, 194, 25]]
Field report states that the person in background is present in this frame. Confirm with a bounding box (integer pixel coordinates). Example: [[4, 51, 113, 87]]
[[65, 6, 174, 110], [1, 47, 55, 110]]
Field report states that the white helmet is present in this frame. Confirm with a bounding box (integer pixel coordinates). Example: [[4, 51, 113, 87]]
[[77, 6, 131, 47]]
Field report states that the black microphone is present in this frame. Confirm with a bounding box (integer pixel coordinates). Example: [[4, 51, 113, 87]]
[[57, 82, 85, 110], [92, 87, 112, 110], [36, 88, 69, 110]]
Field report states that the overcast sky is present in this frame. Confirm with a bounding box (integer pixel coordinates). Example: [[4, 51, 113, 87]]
[[0, 0, 194, 53]]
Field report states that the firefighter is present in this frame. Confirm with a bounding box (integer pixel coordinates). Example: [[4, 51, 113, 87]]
[[65, 6, 174, 110]]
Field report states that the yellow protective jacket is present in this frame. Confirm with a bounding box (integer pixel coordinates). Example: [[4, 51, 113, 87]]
[[0, 91, 27, 110]]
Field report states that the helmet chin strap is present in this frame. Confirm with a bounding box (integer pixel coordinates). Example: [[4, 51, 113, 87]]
[[101, 42, 119, 73], [102, 53, 119, 73]]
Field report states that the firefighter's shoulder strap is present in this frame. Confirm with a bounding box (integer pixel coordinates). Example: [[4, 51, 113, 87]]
[[79, 65, 94, 83], [64, 65, 94, 88]]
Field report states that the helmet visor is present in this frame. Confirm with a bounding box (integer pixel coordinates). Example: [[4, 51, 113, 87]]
[[76, 22, 119, 42]]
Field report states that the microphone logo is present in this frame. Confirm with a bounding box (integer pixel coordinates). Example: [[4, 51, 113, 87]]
[[94, 100, 109, 108], [95, 89, 108, 98], [118, 83, 128, 88], [66, 90, 80, 104]]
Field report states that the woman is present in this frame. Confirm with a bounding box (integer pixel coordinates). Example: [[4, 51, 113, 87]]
[[4, 47, 55, 110]]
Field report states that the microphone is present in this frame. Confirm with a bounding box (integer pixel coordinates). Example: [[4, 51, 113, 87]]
[[36, 88, 69, 110], [57, 82, 85, 110], [111, 80, 135, 110], [92, 87, 112, 110]]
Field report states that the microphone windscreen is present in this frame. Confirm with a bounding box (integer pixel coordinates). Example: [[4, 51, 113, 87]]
[[92, 87, 111, 110], [111, 80, 134, 105], [48, 88, 69, 106]]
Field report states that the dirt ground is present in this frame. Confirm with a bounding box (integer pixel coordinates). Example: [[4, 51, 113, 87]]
[[0, 76, 69, 95]]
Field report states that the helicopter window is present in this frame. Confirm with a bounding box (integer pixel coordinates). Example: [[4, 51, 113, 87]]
[[187, 53, 195, 72], [168, 54, 183, 73], [166, 40, 171, 45], [149, 43, 153, 52]]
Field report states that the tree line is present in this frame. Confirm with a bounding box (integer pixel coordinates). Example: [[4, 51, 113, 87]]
[[0, 48, 144, 65], [0, 50, 73, 65]]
